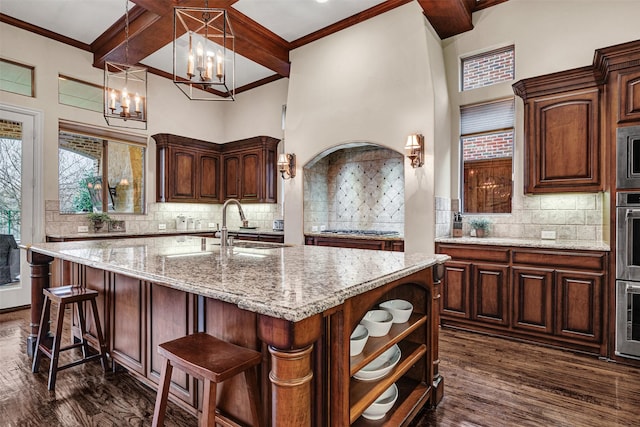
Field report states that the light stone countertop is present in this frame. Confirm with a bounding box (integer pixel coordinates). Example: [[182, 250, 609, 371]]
[[435, 236, 610, 251], [25, 236, 448, 322], [46, 228, 284, 240]]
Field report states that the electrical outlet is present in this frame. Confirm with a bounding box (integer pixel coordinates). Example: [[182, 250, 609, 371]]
[[77, 225, 89, 233], [541, 230, 556, 240], [208, 222, 216, 228], [312, 226, 318, 232], [320, 225, 326, 231], [158, 223, 167, 230]]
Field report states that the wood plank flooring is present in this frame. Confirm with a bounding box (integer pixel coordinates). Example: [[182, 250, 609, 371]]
[[1, 307, 639, 426]]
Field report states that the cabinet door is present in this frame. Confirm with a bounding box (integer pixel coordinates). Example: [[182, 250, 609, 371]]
[[83, 266, 109, 349], [168, 147, 197, 201], [240, 151, 260, 200], [555, 270, 602, 342], [527, 88, 601, 193], [223, 155, 241, 199], [472, 263, 509, 326], [147, 285, 196, 406], [617, 69, 640, 123], [441, 261, 471, 319], [512, 267, 554, 334], [111, 274, 146, 375], [198, 153, 220, 202]]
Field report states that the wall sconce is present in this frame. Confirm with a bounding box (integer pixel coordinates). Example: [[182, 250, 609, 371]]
[[405, 133, 424, 168], [277, 153, 296, 179]]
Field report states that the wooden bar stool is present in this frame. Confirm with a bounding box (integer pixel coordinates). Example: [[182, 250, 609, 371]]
[[152, 332, 262, 427], [31, 285, 108, 391]]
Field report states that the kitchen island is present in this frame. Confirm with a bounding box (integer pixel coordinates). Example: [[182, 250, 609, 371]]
[[25, 236, 448, 426]]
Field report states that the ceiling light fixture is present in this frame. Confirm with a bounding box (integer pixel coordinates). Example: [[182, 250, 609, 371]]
[[173, 1, 235, 101], [405, 133, 425, 168], [104, 0, 148, 129]]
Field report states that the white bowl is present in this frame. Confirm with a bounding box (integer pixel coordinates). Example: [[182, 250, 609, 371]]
[[353, 344, 401, 381], [350, 324, 369, 357], [379, 299, 413, 323], [362, 383, 399, 420], [360, 310, 393, 337]]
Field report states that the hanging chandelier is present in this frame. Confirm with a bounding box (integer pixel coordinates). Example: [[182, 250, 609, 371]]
[[173, 1, 235, 101], [104, 0, 148, 129]]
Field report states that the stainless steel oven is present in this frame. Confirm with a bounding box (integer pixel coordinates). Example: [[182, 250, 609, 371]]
[[617, 126, 640, 189], [616, 192, 640, 280], [616, 192, 640, 358], [616, 281, 640, 358]]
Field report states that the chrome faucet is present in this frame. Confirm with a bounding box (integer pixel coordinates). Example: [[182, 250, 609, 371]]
[[220, 198, 246, 247]]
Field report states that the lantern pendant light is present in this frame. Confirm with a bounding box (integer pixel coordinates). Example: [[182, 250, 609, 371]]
[[173, 0, 235, 101], [104, 0, 148, 129]]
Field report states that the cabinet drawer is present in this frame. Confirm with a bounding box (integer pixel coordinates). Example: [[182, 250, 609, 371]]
[[437, 244, 510, 263], [512, 249, 606, 271]]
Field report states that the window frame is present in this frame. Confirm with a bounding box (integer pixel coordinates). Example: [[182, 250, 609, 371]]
[[58, 120, 147, 215], [0, 58, 35, 97]]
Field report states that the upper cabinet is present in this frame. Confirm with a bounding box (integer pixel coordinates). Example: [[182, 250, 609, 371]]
[[153, 134, 279, 204], [513, 67, 603, 193], [222, 136, 278, 203]]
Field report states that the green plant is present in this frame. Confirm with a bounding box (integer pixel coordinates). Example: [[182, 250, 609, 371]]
[[87, 212, 111, 223], [469, 217, 491, 231]]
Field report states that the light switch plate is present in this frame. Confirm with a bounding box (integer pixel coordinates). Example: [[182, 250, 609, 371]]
[[541, 230, 556, 240], [312, 226, 318, 232], [208, 222, 216, 228], [78, 225, 89, 233], [158, 223, 167, 230]]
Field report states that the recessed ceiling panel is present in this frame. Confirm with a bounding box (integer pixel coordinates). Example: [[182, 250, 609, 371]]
[[0, 0, 134, 44], [233, 0, 387, 42]]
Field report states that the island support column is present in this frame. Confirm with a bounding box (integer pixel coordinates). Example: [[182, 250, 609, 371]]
[[25, 249, 54, 357], [258, 314, 322, 426]]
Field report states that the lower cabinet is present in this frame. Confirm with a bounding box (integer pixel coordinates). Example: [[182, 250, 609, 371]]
[[436, 243, 607, 355], [305, 235, 405, 252], [110, 274, 146, 375]]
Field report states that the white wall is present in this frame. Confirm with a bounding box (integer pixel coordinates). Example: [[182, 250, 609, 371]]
[[283, 1, 446, 253], [442, 0, 640, 202]]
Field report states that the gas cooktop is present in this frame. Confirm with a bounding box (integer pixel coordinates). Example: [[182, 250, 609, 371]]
[[320, 229, 400, 236]]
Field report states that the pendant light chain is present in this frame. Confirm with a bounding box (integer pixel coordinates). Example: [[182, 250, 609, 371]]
[[124, 0, 130, 65]]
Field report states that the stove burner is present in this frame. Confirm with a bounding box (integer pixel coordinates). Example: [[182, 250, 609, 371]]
[[320, 229, 399, 236]]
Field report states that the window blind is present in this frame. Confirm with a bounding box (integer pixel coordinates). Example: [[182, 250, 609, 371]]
[[460, 98, 514, 136]]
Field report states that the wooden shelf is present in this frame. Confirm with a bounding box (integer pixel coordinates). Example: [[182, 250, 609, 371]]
[[349, 342, 426, 423], [350, 313, 426, 376]]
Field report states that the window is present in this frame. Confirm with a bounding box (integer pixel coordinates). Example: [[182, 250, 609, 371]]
[[58, 75, 103, 113], [461, 98, 514, 214], [0, 58, 34, 97], [461, 45, 515, 91], [58, 121, 146, 214]]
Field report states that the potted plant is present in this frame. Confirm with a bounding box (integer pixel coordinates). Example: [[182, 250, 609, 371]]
[[87, 212, 111, 232], [469, 217, 491, 238]]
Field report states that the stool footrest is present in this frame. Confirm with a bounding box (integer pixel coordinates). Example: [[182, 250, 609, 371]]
[[56, 353, 105, 372]]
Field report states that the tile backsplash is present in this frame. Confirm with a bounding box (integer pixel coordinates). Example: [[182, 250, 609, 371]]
[[45, 200, 281, 236], [451, 192, 605, 241], [304, 146, 405, 234]]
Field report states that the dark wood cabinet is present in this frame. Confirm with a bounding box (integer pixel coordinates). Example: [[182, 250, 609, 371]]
[[153, 133, 279, 204], [513, 68, 603, 193], [146, 284, 196, 406], [221, 136, 278, 203], [110, 273, 146, 375], [617, 69, 640, 124], [473, 263, 510, 326], [512, 266, 554, 334], [305, 234, 404, 252], [436, 242, 607, 355], [441, 261, 470, 319]]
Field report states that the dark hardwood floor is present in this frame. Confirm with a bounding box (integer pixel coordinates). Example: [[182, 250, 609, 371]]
[[1, 307, 639, 426]]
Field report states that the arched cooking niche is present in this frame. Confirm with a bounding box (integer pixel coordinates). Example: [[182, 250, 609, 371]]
[[303, 143, 405, 239]]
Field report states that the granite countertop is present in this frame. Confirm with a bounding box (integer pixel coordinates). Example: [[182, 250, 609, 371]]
[[25, 236, 447, 322], [46, 228, 284, 240], [435, 236, 610, 251]]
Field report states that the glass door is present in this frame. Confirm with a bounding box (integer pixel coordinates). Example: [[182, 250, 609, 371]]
[[0, 105, 42, 310]]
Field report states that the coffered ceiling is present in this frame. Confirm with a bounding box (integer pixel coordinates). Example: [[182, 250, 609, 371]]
[[0, 0, 507, 97]]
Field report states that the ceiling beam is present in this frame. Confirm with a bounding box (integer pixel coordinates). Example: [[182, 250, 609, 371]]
[[418, 0, 473, 39], [92, 0, 290, 77]]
